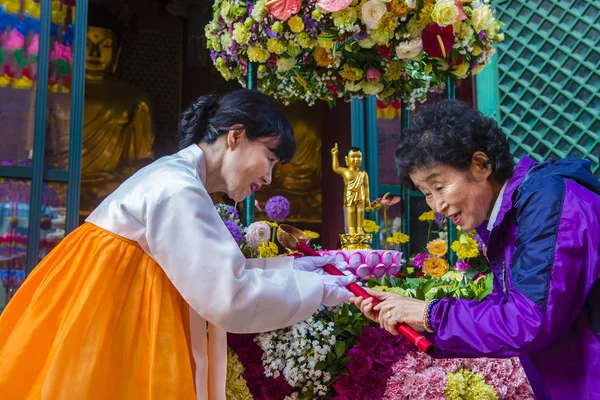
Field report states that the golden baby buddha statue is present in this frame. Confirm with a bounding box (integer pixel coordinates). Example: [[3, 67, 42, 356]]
[[331, 144, 372, 250]]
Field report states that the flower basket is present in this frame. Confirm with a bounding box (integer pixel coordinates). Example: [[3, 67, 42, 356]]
[[205, 0, 503, 108]]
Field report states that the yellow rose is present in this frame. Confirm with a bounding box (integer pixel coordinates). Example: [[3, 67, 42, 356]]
[[472, 4, 495, 35], [431, 0, 458, 27], [450, 62, 470, 78], [288, 15, 305, 33]]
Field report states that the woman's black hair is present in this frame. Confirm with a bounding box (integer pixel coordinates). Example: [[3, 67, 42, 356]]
[[179, 89, 296, 163], [395, 100, 515, 187]]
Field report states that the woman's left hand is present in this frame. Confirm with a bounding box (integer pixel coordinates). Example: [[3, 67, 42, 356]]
[[353, 288, 428, 335]]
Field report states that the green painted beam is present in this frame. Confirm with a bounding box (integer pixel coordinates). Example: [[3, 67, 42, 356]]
[[0, 167, 69, 182], [243, 62, 258, 226], [400, 103, 411, 258], [26, 0, 53, 275], [365, 96, 380, 248], [446, 77, 457, 265], [476, 53, 499, 119], [351, 98, 365, 151], [66, 0, 89, 234], [378, 184, 401, 196]]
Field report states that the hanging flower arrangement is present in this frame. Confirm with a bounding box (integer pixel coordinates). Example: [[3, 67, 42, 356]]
[[205, 0, 503, 108]]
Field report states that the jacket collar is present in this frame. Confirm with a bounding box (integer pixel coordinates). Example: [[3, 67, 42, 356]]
[[476, 156, 537, 244], [178, 144, 207, 186]]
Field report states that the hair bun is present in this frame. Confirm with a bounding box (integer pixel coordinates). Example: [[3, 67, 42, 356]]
[[179, 94, 219, 149]]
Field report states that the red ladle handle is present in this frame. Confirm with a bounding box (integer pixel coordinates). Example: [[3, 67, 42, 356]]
[[296, 242, 434, 355]]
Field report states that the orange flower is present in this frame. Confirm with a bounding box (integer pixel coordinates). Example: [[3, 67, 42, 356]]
[[314, 47, 334, 67], [390, 0, 410, 16], [427, 239, 448, 257], [423, 257, 449, 279]]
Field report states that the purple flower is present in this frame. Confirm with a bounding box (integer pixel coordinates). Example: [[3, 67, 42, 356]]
[[266, 28, 278, 38], [303, 14, 317, 32], [479, 30, 486, 39], [412, 253, 429, 268], [209, 50, 217, 61], [227, 205, 239, 220], [353, 29, 369, 41], [434, 212, 446, 228], [454, 259, 472, 272], [224, 220, 243, 245], [265, 196, 290, 221]]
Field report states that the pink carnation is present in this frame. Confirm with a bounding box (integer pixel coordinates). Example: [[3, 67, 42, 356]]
[[412, 253, 429, 268], [454, 259, 472, 272]]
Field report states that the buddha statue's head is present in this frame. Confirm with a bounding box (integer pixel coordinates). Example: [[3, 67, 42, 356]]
[[345, 147, 363, 170], [86, 4, 124, 79]]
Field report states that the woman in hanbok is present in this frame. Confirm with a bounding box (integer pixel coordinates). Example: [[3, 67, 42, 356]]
[[355, 100, 600, 399], [0, 89, 354, 399]]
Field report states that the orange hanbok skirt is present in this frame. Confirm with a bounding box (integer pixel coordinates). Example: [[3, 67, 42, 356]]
[[0, 223, 197, 399]]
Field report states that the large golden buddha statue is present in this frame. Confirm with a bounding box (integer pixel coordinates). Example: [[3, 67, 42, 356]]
[[255, 103, 322, 224], [54, 4, 154, 219]]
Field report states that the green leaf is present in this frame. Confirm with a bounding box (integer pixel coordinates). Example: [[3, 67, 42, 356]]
[[341, 356, 351, 367], [415, 287, 425, 300], [335, 341, 347, 357], [315, 361, 328, 371], [327, 352, 336, 364], [327, 364, 340, 374], [423, 279, 436, 294]]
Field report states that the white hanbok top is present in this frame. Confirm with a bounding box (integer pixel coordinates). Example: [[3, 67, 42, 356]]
[[87, 144, 324, 399]]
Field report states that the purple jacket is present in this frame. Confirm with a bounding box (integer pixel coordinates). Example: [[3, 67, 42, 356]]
[[429, 157, 600, 399]]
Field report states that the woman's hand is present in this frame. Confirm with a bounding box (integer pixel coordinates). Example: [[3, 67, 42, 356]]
[[352, 288, 428, 335]]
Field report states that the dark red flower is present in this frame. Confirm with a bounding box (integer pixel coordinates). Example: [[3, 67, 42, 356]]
[[415, 271, 425, 278], [377, 44, 393, 59], [422, 24, 455, 58], [326, 83, 341, 96]]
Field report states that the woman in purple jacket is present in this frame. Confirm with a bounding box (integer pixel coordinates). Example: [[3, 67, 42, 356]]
[[354, 100, 600, 399]]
